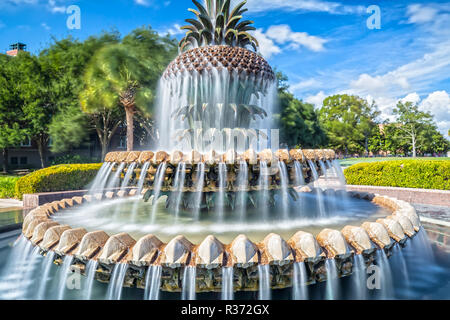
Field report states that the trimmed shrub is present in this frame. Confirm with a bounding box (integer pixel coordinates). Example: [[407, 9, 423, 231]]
[[0, 176, 20, 198], [15, 163, 102, 199], [344, 160, 450, 190]]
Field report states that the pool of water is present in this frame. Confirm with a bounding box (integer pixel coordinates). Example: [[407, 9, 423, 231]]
[[0, 208, 23, 229], [53, 194, 390, 243]]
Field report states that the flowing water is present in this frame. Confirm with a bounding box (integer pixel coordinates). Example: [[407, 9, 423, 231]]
[[193, 163, 205, 221], [181, 266, 196, 300], [258, 161, 269, 221], [237, 161, 248, 222], [292, 262, 308, 300], [150, 163, 168, 224], [258, 264, 271, 300], [144, 265, 162, 300], [120, 163, 136, 190], [376, 250, 394, 300], [278, 161, 289, 220], [221, 267, 234, 300], [325, 259, 339, 300], [106, 163, 126, 190], [352, 254, 367, 300], [36, 251, 55, 300], [217, 163, 227, 222], [84, 260, 98, 300], [308, 160, 326, 218], [131, 162, 151, 223], [173, 162, 187, 222], [155, 67, 277, 152], [106, 263, 128, 300], [57, 255, 74, 300]]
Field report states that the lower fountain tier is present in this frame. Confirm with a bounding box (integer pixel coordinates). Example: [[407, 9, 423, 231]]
[[22, 189, 421, 294]]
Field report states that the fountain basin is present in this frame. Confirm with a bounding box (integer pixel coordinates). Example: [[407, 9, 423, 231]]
[[20, 189, 421, 293]]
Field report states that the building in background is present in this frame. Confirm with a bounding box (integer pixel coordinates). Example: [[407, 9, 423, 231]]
[[6, 43, 27, 57]]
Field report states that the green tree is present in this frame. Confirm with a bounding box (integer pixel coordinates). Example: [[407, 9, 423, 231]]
[[273, 72, 327, 148], [80, 27, 177, 151], [42, 33, 121, 157], [392, 101, 434, 157], [0, 54, 27, 172], [8, 52, 54, 168], [319, 94, 379, 155]]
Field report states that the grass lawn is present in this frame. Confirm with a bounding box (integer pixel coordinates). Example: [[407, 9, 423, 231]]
[[339, 157, 450, 167], [0, 176, 20, 199]]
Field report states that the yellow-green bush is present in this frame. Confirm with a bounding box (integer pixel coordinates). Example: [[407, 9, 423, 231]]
[[15, 163, 102, 199], [344, 160, 450, 190], [0, 176, 20, 198]]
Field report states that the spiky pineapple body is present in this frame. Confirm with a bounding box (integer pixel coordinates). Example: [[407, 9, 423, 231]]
[[163, 45, 274, 81]]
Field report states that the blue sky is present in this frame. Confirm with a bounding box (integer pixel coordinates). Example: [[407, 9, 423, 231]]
[[0, 0, 449, 135]]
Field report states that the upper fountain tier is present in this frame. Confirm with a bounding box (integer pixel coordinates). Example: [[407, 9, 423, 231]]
[[163, 45, 275, 81]]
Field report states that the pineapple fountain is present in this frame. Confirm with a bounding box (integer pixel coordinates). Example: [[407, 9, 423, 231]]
[[1, 0, 436, 301]]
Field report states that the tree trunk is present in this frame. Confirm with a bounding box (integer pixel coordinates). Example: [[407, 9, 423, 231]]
[[2, 148, 8, 173], [412, 135, 417, 158], [125, 106, 135, 152], [37, 140, 46, 168]]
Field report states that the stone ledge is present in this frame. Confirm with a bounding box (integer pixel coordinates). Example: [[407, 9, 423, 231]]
[[23, 190, 88, 209], [347, 185, 450, 207]]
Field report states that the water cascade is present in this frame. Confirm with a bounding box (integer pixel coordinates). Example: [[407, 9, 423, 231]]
[[258, 162, 269, 221], [376, 250, 394, 300], [89, 163, 109, 191], [258, 264, 271, 300], [292, 262, 308, 300], [181, 266, 196, 300], [106, 163, 126, 190], [36, 251, 55, 300], [131, 162, 151, 223], [352, 254, 367, 300], [144, 265, 162, 300], [120, 163, 137, 190], [217, 163, 227, 222], [237, 161, 248, 221], [278, 161, 290, 220], [193, 162, 205, 221], [106, 263, 128, 300], [221, 267, 234, 300], [150, 163, 168, 224], [57, 255, 74, 300], [84, 260, 99, 300], [308, 160, 326, 218], [173, 162, 187, 222], [325, 259, 339, 300]]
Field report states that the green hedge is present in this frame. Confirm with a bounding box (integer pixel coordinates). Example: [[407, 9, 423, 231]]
[[15, 163, 102, 199], [0, 176, 20, 198], [344, 160, 450, 190]]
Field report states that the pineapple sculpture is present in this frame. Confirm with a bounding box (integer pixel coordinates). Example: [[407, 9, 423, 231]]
[[162, 0, 276, 150]]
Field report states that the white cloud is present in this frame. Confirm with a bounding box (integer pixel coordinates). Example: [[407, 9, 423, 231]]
[[252, 25, 327, 58], [305, 91, 327, 108], [252, 29, 281, 59], [291, 78, 321, 92], [41, 22, 51, 30], [265, 25, 327, 52], [400, 92, 420, 105], [47, 0, 65, 13], [162, 23, 184, 36], [135, 0, 150, 6], [406, 4, 439, 24], [245, 0, 364, 15], [421, 91, 450, 135]]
